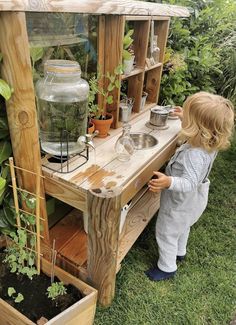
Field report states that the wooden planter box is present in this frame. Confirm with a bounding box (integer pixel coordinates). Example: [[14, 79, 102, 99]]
[[0, 238, 97, 325]]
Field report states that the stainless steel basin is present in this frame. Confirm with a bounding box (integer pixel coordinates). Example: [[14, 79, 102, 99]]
[[130, 132, 158, 150]]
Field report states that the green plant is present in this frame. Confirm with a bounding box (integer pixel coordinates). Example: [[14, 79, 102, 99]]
[[159, 0, 236, 106], [88, 65, 123, 119], [123, 29, 134, 61], [8, 287, 24, 303], [4, 228, 38, 279], [46, 281, 67, 300], [0, 55, 15, 235]]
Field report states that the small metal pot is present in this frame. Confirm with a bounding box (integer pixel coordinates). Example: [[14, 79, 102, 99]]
[[149, 107, 169, 127]]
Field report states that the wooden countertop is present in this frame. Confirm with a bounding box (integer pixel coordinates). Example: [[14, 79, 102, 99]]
[[43, 109, 181, 210]]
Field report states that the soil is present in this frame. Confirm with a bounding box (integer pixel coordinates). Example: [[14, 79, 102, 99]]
[[0, 249, 83, 323]]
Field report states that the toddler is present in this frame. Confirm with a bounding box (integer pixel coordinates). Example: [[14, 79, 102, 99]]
[[146, 92, 235, 281]]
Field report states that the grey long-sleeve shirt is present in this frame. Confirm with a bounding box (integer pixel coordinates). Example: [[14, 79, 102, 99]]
[[167, 144, 217, 193]]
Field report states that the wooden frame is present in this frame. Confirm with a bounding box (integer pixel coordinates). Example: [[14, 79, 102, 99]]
[[0, 0, 188, 307]]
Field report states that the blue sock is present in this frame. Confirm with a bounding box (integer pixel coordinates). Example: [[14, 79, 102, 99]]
[[176, 255, 186, 262], [145, 267, 176, 281]]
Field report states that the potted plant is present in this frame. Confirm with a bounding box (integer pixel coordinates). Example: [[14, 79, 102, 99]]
[[122, 29, 135, 75], [87, 118, 95, 134], [88, 65, 122, 138]]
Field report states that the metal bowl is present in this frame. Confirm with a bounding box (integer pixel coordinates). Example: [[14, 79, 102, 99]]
[[130, 132, 158, 150]]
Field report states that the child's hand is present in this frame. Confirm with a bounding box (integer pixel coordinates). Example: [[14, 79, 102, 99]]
[[170, 106, 183, 120], [148, 171, 172, 193]]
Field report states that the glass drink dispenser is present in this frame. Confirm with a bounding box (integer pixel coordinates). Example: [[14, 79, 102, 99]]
[[35, 59, 89, 157]]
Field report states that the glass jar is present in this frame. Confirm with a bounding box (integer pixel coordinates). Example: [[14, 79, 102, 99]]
[[115, 124, 135, 162], [152, 35, 160, 64], [35, 59, 89, 157]]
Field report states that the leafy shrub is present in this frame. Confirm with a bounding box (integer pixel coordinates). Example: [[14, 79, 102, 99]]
[[159, 0, 236, 105]]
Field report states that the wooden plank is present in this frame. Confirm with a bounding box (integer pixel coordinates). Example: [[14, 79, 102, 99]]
[[145, 65, 162, 103], [134, 20, 150, 68], [0, 12, 49, 243], [41, 241, 89, 281], [126, 16, 170, 21], [49, 210, 84, 251], [87, 187, 121, 306], [125, 15, 151, 21], [155, 19, 170, 64], [0, 299, 34, 325], [44, 176, 87, 211], [121, 67, 144, 80], [97, 15, 106, 113], [145, 62, 162, 71], [128, 73, 144, 113], [0, 1, 190, 17], [60, 230, 87, 267], [117, 189, 160, 269], [104, 15, 125, 128]]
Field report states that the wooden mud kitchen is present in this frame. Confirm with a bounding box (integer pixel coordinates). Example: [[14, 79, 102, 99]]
[[0, 0, 189, 307]]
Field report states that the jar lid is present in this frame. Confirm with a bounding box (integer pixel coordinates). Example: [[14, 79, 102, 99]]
[[44, 59, 81, 74]]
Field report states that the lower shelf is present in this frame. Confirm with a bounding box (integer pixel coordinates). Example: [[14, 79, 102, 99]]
[[116, 187, 160, 270], [42, 186, 160, 279]]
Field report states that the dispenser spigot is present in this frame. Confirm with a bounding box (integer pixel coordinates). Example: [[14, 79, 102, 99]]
[[77, 130, 99, 150]]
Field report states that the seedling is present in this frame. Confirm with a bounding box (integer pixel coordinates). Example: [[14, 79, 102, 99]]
[[46, 282, 67, 300], [8, 287, 24, 303]]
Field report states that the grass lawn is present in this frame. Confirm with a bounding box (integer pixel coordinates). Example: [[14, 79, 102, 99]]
[[94, 132, 236, 325]]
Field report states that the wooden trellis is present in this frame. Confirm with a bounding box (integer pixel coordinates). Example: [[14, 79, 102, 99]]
[[8, 157, 45, 274]]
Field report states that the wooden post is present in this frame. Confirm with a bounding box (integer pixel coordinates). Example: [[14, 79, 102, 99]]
[[87, 187, 122, 306], [103, 15, 125, 127], [0, 12, 49, 243]]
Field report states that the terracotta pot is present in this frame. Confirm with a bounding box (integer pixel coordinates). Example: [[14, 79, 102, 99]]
[[91, 113, 113, 138], [88, 121, 95, 134]]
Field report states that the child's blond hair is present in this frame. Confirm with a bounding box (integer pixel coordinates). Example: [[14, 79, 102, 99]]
[[180, 92, 235, 151]]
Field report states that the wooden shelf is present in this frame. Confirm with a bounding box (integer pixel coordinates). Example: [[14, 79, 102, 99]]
[[109, 16, 169, 128], [121, 67, 143, 80], [125, 15, 151, 21], [47, 186, 161, 275], [117, 187, 160, 270], [145, 62, 162, 71], [49, 209, 88, 267]]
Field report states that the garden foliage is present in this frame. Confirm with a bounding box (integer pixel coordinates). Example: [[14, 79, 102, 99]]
[[0, 56, 15, 234], [158, 0, 236, 106]]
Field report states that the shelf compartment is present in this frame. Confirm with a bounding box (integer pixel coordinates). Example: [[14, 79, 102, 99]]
[[145, 65, 162, 103]]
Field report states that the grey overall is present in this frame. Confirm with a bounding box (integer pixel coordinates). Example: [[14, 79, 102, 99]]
[[156, 143, 217, 272]]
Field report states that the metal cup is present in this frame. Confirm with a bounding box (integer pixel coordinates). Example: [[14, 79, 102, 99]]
[[149, 107, 169, 127]]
